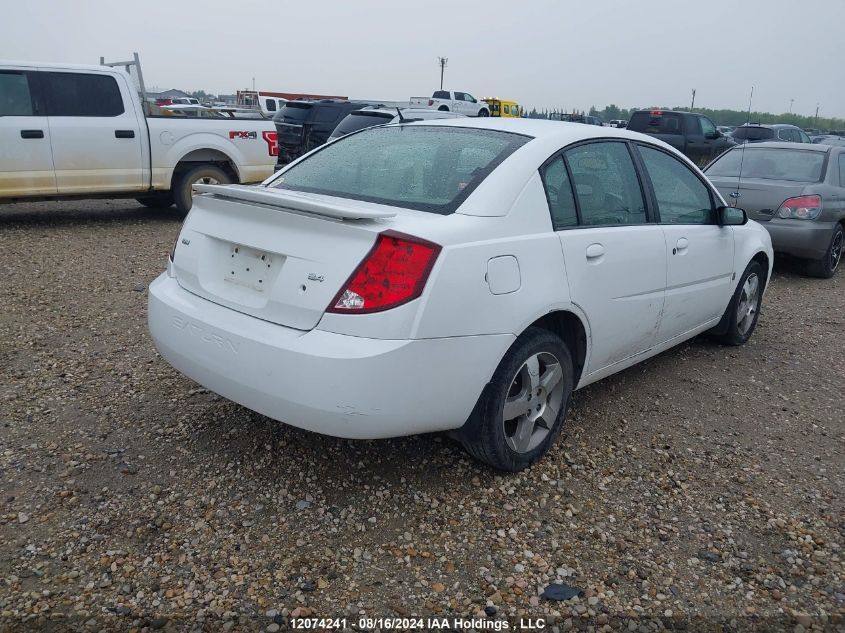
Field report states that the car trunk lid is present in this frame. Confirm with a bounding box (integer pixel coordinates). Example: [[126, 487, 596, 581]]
[[708, 176, 812, 221], [172, 185, 397, 331]]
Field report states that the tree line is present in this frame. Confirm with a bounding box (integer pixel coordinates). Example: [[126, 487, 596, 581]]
[[525, 104, 845, 131]]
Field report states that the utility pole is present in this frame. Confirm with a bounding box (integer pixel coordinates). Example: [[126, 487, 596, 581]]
[[690, 89, 696, 112], [438, 57, 448, 90], [815, 103, 820, 128], [789, 98, 794, 114], [252, 77, 255, 92]]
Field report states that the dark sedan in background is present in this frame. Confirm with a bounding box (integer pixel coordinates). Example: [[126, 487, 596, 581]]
[[705, 142, 844, 278]]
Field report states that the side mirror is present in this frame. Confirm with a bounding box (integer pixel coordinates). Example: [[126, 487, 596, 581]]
[[717, 205, 747, 226], [706, 131, 721, 140]]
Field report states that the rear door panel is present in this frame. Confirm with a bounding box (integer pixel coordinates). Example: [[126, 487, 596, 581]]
[[41, 70, 145, 194]]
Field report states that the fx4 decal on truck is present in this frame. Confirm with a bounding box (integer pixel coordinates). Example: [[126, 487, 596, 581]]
[[229, 131, 258, 140]]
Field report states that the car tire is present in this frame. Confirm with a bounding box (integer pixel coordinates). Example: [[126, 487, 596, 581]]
[[713, 260, 764, 346], [135, 193, 173, 209], [174, 164, 230, 214], [805, 224, 843, 279], [459, 327, 574, 471], [478, 109, 489, 117], [438, 105, 449, 112]]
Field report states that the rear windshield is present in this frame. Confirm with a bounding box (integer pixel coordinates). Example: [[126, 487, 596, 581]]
[[330, 111, 393, 138], [274, 102, 313, 122], [705, 147, 826, 182], [731, 127, 775, 141], [270, 125, 531, 214], [628, 112, 683, 134]]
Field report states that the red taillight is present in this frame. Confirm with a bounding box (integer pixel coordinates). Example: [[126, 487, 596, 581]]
[[327, 231, 441, 314], [777, 195, 822, 219], [428, 99, 434, 106]]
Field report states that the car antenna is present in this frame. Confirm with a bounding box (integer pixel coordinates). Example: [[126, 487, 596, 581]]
[[730, 86, 754, 206], [395, 107, 405, 122]]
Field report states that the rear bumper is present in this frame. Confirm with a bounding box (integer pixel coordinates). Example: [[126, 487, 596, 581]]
[[148, 274, 514, 439], [761, 220, 836, 260]]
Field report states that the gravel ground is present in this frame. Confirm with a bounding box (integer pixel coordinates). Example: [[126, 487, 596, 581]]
[[0, 199, 843, 633]]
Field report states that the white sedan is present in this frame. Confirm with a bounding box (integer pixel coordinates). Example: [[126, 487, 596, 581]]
[[148, 119, 773, 471]]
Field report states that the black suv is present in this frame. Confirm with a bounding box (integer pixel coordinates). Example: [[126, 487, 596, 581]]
[[273, 100, 373, 168]]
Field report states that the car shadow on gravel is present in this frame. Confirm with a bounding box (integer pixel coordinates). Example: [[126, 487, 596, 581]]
[[0, 203, 183, 227]]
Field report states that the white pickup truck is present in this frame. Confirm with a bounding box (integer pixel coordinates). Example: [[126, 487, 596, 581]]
[[0, 61, 278, 211], [409, 90, 490, 117]]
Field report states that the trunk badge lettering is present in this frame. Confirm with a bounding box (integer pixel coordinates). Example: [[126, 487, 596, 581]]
[[307, 273, 324, 282]]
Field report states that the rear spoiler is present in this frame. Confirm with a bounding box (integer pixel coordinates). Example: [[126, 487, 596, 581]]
[[192, 184, 397, 220]]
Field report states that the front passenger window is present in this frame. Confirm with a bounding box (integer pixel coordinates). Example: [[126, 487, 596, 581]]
[[638, 145, 714, 224]]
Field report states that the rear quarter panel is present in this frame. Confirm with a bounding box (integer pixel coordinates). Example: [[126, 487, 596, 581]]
[[414, 173, 572, 339], [147, 119, 277, 189]]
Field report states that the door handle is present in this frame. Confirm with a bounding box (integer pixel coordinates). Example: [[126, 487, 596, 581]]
[[673, 237, 689, 255], [20, 130, 44, 139], [586, 243, 605, 259], [115, 130, 135, 138]]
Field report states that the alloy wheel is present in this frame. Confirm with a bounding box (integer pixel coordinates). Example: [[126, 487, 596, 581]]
[[831, 229, 843, 272], [502, 352, 565, 453], [736, 273, 760, 335]]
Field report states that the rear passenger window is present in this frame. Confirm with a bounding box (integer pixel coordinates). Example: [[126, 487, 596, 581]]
[[638, 145, 714, 224], [564, 142, 647, 225], [265, 99, 276, 112], [42, 72, 124, 116], [0, 71, 34, 116], [541, 157, 578, 229]]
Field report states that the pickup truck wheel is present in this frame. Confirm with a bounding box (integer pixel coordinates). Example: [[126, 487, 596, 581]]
[[459, 327, 573, 472], [438, 106, 449, 112], [805, 224, 843, 279], [713, 260, 764, 346], [174, 165, 230, 213], [478, 109, 489, 117], [135, 193, 173, 208]]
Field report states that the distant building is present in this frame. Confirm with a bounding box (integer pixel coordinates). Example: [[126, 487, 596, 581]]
[[147, 88, 192, 100]]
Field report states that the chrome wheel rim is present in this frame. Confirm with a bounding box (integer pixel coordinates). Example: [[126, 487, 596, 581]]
[[831, 230, 842, 272], [502, 352, 565, 454], [191, 176, 220, 199], [736, 273, 760, 335]]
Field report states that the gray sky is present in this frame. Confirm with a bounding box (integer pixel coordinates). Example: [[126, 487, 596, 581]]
[[3, 0, 844, 118]]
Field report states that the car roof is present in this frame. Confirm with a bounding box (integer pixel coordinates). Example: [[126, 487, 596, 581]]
[[724, 141, 830, 152], [739, 123, 798, 129], [0, 60, 122, 73], [632, 109, 696, 116], [404, 117, 663, 145]]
